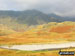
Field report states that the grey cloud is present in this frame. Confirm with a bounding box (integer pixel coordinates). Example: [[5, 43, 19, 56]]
[[0, 0, 75, 16]]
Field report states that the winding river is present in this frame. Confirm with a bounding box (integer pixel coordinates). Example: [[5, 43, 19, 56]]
[[0, 42, 75, 51]]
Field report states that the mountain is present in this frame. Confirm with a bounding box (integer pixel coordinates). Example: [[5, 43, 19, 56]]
[[17, 10, 52, 25], [0, 10, 21, 18], [0, 10, 75, 25], [48, 13, 75, 22]]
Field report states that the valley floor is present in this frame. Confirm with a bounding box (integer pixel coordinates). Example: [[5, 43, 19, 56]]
[[0, 47, 75, 56]]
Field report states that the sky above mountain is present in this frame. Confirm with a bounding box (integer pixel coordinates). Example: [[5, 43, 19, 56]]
[[0, 0, 75, 16]]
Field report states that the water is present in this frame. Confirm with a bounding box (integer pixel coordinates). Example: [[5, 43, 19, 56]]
[[0, 42, 75, 51]]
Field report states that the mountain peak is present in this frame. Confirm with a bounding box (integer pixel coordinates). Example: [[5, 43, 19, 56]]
[[0, 10, 75, 25]]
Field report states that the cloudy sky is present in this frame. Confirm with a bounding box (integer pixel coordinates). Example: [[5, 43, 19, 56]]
[[0, 0, 75, 16]]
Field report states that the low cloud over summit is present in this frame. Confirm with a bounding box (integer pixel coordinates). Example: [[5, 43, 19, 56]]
[[0, 0, 75, 16]]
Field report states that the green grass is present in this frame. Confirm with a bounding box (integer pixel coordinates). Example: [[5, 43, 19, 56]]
[[0, 47, 75, 56]]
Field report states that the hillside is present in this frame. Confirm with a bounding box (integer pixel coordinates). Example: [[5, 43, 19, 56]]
[[0, 10, 75, 25], [0, 10, 54, 25], [0, 21, 75, 45]]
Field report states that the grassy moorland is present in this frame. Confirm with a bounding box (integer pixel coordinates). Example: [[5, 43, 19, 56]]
[[0, 48, 59, 56], [0, 47, 75, 56], [0, 21, 75, 45], [0, 21, 75, 56]]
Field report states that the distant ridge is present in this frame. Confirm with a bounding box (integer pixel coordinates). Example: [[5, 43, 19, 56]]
[[0, 10, 75, 25]]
